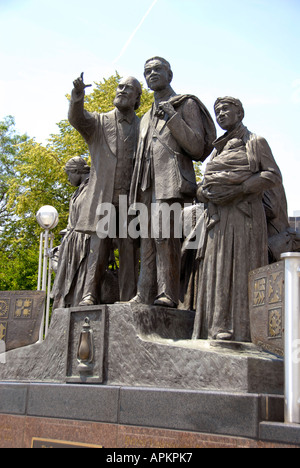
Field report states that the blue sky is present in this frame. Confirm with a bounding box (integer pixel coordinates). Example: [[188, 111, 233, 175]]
[[0, 0, 299, 214]]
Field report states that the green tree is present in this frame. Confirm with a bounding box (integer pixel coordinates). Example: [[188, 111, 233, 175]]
[[193, 161, 203, 184], [0, 117, 38, 290], [0, 116, 28, 225]]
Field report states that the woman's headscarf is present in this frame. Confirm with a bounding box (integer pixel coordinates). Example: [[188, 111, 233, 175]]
[[214, 96, 245, 121], [65, 157, 90, 174]]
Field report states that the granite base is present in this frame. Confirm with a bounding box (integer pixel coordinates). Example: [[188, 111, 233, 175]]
[[0, 382, 298, 448]]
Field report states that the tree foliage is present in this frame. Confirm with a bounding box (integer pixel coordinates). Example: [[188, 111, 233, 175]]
[[0, 116, 28, 225]]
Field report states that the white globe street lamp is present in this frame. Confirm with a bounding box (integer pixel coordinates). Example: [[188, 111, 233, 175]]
[[36, 205, 59, 341], [36, 205, 59, 231]]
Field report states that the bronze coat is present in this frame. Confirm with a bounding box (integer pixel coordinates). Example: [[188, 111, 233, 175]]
[[68, 89, 139, 234], [130, 94, 216, 205]]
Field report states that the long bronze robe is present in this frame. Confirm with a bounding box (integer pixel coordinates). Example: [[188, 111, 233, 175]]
[[52, 179, 90, 309], [192, 124, 282, 342]]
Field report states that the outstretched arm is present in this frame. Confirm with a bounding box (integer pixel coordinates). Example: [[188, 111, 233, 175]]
[[68, 73, 95, 142]]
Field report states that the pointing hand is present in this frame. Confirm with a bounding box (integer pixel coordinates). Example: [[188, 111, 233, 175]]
[[73, 72, 92, 94]]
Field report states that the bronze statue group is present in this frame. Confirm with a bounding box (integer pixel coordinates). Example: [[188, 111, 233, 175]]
[[52, 57, 300, 343]]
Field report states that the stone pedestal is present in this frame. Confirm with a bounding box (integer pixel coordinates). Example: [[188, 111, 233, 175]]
[[0, 303, 283, 394], [0, 302, 297, 448], [0, 382, 299, 448]]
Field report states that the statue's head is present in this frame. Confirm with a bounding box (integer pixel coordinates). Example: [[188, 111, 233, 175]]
[[65, 156, 90, 187], [113, 76, 142, 112], [214, 97, 245, 132], [144, 57, 173, 91]]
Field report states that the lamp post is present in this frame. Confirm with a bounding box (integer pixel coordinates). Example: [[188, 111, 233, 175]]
[[36, 205, 59, 341]]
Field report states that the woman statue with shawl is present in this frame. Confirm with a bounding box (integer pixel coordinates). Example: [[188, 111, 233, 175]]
[[52, 157, 90, 309], [192, 97, 282, 342]]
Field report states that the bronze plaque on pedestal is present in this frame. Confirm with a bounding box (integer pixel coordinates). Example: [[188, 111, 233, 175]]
[[31, 438, 102, 448], [0, 291, 46, 351], [66, 306, 106, 384], [249, 262, 284, 356]]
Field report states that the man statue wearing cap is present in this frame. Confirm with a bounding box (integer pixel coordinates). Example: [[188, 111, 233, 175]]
[[68, 74, 142, 305], [193, 97, 282, 342], [130, 57, 216, 308]]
